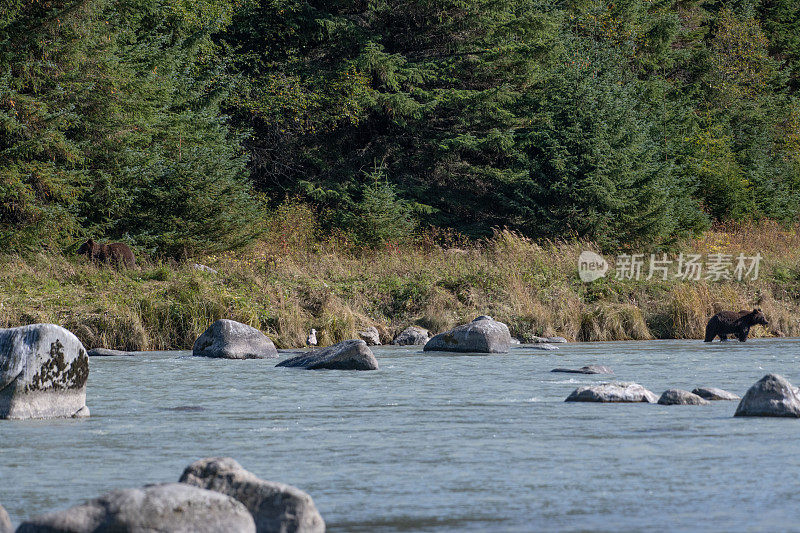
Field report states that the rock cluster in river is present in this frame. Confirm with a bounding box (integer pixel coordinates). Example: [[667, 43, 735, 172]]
[[193, 319, 277, 359], [277, 339, 378, 370], [735, 373, 800, 417], [181, 457, 325, 533], [0, 323, 90, 420], [15, 458, 327, 533], [657, 389, 710, 405], [17, 483, 257, 533], [424, 316, 511, 353]]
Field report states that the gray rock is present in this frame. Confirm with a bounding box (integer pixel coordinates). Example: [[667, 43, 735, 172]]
[[193, 319, 277, 360], [734, 374, 800, 417], [16, 483, 255, 533], [510, 338, 521, 345], [551, 365, 613, 375], [0, 504, 12, 533], [180, 457, 325, 533], [692, 387, 740, 401], [423, 316, 511, 354], [192, 263, 219, 274], [276, 340, 378, 370], [87, 348, 135, 357], [392, 326, 430, 346], [0, 323, 89, 420], [357, 326, 381, 346], [530, 343, 558, 351], [657, 389, 710, 405], [565, 382, 658, 403]]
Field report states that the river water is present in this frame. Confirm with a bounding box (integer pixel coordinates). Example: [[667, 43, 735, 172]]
[[3, 339, 800, 531]]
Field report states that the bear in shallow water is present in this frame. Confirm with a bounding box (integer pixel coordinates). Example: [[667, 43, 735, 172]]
[[704, 308, 768, 342], [77, 239, 136, 268]]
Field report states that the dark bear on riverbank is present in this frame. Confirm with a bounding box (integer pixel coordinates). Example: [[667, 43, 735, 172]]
[[704, 309, 768, 342], [77, 239, 136, 268]]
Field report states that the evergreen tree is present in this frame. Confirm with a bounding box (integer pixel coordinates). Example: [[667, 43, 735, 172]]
[[519, 37, 706, 249], [0, 0, 261, 254]]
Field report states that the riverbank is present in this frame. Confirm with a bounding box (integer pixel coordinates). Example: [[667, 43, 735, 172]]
[[1, 221, 798, 350]]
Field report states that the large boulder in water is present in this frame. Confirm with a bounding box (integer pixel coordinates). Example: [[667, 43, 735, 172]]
[[734, 374, 800, 417], [16, 483, 255, 533], [565, 382, 658, 403], [276, 340, 378, 370], [692, 387, 740, 401], [657, 389, 710, 405], [0, 504, 12, 533], [193, 319, 277, 360], [392, 326, 430, 346], [0, 323, 89, 420], [180, 457, 325, 533], [423, 316, 511, 353]]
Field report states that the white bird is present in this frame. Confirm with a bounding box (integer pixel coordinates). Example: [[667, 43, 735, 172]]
[[306, 328, 317, 347]]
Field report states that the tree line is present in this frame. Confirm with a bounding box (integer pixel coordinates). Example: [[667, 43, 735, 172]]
[[2, 0, 799, 254]]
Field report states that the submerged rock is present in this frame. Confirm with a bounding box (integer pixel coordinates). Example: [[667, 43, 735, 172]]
[[0, 504, 11, 533], [180, 457, 325, 533], [193, 319, 277, 360], [734, 374, 800, 417], [0, 323, 89, 420], [657, 389, 710, 406], [531, 336, 568, 344], [87, 348, 135, 357], [423, 316, 511, 354], [393, 326, 430, 346], [162, 405, 207, 412], [277, 340, 378, 370], [530, 344, 558, 351], [358, 326, 381, 346], [692, 387, 740, 401], [551, 365, 613, 375], [565, 382, 658, 403], [17, 483, 255, 533]]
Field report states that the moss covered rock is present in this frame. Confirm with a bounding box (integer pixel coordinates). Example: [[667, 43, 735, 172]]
[[0, 323, 89, 420]]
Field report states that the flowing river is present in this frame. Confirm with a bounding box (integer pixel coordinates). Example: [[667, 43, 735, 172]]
[[3, 339, 800, 531]]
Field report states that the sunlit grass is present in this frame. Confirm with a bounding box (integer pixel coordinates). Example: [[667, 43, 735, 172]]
[[1, 218, 798, 349]]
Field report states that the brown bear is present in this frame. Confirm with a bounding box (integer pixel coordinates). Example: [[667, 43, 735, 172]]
[[77, 239, 136, 268], [704, 308, 768, 342]]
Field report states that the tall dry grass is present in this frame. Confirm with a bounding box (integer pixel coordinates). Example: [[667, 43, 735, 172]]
[[0, 218, 796, 349]]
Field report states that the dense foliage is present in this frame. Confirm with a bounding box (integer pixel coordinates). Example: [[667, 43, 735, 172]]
[[2, 0, 799, 253]]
